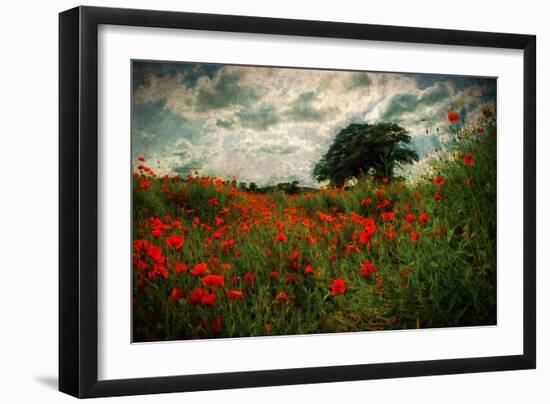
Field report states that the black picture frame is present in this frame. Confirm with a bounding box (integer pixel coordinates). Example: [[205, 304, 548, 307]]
[[59, 5, 536, 398]]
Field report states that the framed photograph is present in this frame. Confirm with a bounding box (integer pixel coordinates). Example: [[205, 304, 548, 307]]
[[59, 6, 536, 398]]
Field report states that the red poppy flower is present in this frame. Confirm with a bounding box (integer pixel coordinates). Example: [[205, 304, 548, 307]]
[[270, 271, 279, 279], [447, 111, 460, 124], [360, 262, 377, 277], [191, 263, 208, 276], [133, 239, 150, 252], [165, 234, 185, 251], [208, 198, 220, 206], [476, 127, 485, 134], [221, 238, 235, 249], [170, 288, 186, 302], [405, 214, 415, 223], [360, 198, 372, 207], [463, 154, 475, 166], [304, 265, 314, 276], [377, 199, 391, 210], [200, 293, 216, 307], [146, 246, 163, 263], [140, 179, 152, 191], [134, 260, 147, 272], [202, 274, 225, 289], [275, 291, 290, 305], [189, 288, 206, 305], [410, 231, 420, 242], [150, 263, 168, 280], [275, 232, 287, 242], [227, 289, 244, 301], [419, 212, 429, 225], [434, 193, 442, 202], [331, 278, 346, 296], [211, 316, 222, 334], [138, 156, 146, 162], [359, 224, 377, 244], [240, 223, 251, 234], [151, 228, 163, 239], [175, 263, 187, 274], [433, 175, 445, 186], [381, 211, 394, 222], [243, 272, 256, 284]]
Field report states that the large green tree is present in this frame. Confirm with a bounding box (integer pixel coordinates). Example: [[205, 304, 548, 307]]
[[313, 122, 418, 186]]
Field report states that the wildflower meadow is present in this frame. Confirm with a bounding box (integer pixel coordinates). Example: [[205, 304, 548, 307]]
[[132, 108, 497, 342]]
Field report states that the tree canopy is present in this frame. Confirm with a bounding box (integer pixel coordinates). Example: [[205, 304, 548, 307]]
[[313, 122, 419, 186]]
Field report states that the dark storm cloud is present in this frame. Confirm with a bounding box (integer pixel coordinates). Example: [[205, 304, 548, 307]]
[[285, 91, 335, 122], [196, 73, 259, 110], [236, 106, 280, 130], [255, 144, 296, 155], [348, 72, 372, 88], [216, 118, 236, 129], [132, 61, 222, 90], [381, 83, 450, 121], [414, 73, 497, 93], [380, 94, 418, 121], [132, 99, 208, 160]]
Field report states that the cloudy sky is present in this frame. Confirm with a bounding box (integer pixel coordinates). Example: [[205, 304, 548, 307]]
[[132, 61, 496, 187]]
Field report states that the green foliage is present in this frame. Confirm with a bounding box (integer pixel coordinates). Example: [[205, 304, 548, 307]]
[[313, 122, 419, 186]]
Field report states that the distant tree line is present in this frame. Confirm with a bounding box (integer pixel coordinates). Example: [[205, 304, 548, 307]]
[[237, 180, 317, 195]]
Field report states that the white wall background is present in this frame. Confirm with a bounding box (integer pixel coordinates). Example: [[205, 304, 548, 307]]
[[0, 0, 546, 402]]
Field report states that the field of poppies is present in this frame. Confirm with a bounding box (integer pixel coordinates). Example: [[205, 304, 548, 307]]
[[132, 115, 497, 342]]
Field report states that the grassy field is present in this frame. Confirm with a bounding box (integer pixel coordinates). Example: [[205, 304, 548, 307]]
[[132, 122, 497, 342]]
